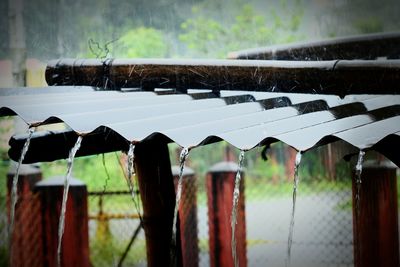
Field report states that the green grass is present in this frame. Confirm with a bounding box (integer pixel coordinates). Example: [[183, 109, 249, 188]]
[[90, 234, 146, 267]]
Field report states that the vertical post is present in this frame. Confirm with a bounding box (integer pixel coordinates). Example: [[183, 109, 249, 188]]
[[285, 146, 297, 181], [172, 165, 199, 267], [352, 160, 399, 267], [35, 176, 90, 267], [7, 165, 42, 267], [135, 138, 182, 267], [207, 161, 247, 267]]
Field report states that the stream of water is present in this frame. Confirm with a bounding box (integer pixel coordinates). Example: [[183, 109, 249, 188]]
[[285, 151, 303, 267], [354, 149, 365, 265], [355, 150, 365, 217], [9, 127, 35, 247], [57, 136, 83, 267], [231, 150, 245, 267], [170, 147, 189, 266], [126, 143, 136, 200]]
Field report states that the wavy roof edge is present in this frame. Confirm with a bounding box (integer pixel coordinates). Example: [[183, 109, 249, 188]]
[[2, 87, 399, 166]]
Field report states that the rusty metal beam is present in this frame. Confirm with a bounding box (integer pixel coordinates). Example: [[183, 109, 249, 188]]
[[45, 58, 400, 96], [228, 31, 400, 60]]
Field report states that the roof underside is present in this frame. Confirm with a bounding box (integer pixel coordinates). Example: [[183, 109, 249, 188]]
[[3, 86, 399, 166]]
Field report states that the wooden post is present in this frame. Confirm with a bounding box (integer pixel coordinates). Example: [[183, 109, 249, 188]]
[[285, 146, 297, 181], [352, 160, 399, 267], [135, 138, 182, 267], [35, 176, 90, 267], [7, 164, 42, 267], [172, 165, 199, 267], [207, 161, 247, 267]]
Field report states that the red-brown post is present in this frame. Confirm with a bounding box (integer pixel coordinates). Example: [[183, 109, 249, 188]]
[[207, 161, 247, 267], [352, 160, 399, 267], [35, 176, 90, 267], [285, 146, 297, 181], [172, 165, 199, 267], [135, 138, 182, 267], [7, 164, 42, 267]]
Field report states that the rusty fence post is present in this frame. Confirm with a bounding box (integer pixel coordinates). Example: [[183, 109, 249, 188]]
[[172, 165, 199, 267], [352, 160, 399, 267], [7, 164, 42, 267], [35, 176, 90, 267], [207, 161, 247, 267], [135, 139, 182, 267]]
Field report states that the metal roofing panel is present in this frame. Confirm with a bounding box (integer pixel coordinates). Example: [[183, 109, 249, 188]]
[[334, 117, 400, 149], [1, 86, 399, 166]]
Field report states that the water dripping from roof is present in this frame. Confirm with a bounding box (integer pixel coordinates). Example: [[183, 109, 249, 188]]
[[126, 143, 136, 200], [57, 135, 83, 267], [124, 143, 142, 223], [355, 150, 365, 217], [286, 150, 303, 267], [9, 127, 35, 249], [353, 149, 365, 267], [171, 147, 189, 266], [231, 150, 245, 267]]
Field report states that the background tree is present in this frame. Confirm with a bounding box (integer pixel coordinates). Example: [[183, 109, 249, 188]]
[[179, 1, 304, 58]]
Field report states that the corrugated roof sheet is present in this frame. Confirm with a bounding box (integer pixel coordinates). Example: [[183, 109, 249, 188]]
[[2, 86, 399, 165]]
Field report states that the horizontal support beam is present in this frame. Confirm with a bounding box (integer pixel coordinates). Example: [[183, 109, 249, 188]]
[[46, 58, 400, 96], [228, 31, 400, 60], [9, 125, 400, 167], [8, 128, 129, 163]]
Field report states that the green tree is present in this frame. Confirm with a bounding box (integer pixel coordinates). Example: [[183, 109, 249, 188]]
[[317, 0, 400, 37], [179, 2, 304, 58], [114, 27, 169, 58]]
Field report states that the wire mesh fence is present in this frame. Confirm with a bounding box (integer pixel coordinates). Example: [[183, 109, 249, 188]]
[[0, 191, 42, 267], [0, 141, 398, 266], [88, 192, 146, 267], [184, 142, 355, 267]]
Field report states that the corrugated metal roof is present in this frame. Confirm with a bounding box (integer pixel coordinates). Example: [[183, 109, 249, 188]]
[[2, 86, 399, 166]]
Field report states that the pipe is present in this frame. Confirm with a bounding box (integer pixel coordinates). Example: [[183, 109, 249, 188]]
[[46, 58, 400, 97]]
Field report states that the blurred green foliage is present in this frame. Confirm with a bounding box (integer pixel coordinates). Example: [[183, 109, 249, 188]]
[[114, 27, 169, 58], [179, 3, 304, 58]]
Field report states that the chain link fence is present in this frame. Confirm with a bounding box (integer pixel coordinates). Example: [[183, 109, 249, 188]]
[[0, 187, 42, 266], [88, 191, 145, 267], [185, 142, 355, 267], [1, 141, 398, 266]]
